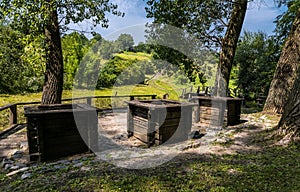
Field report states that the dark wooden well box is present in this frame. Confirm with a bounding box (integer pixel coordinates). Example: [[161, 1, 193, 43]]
[[24, 104, 99, 162], [191, 96, 242, 127], [126, 99, 194, 146]]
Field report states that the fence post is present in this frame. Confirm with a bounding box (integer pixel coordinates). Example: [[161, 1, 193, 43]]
[[130, 96, 134, 101], [9, 104, 17, 126], [86, 97, 92, 106], [151, 95, 156, 99], [163, 93, 169, 99]]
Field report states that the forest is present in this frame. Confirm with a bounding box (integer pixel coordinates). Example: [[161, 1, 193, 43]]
[[0, 0, 300, 191]]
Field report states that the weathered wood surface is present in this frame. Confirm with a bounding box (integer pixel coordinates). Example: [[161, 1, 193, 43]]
[[24, 104, 99, 162], [191, 96, 242, 127], [126, 99, 194, 146]]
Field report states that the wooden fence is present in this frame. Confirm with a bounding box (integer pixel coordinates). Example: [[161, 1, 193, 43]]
[[0, 94, 156, 131]]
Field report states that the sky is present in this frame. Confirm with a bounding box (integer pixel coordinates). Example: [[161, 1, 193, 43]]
[[77, 0, 287, 44]]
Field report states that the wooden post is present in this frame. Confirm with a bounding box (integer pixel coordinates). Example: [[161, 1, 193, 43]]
[[86, 97, 92, 106], [9, 104, 17, 126], [197, 86, 200, 94], [127, 106, 134, 137], [163, 93, 169, 99], [151, 95, 156, 99], [130, 96, 134, 101]]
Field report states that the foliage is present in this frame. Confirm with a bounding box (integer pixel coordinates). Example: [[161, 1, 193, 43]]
[[274, 0, 300, 45], [97, 52, 152, 88], [133, 42, 153, 54], [146, 0, 233, 48], [0, 25, 43, 93], [0, 0, 124, 104], [114, 33, 135, 52], [62, 33, 137, 90], [0, 0, 124, 35], [231, 32, 280, 99], [145, 0, 234, 86], [62, 32, 90, 89]]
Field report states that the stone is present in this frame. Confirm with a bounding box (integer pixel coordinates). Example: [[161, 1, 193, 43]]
[[80, 166, 91, 171], [4, 163, 13, 170], [2, 158, 14, 168], [72, 160, 81, 164], [90, 158, 101, 163], [21, 173, 32, 180], [15, 163, 26, 168], [57, 160, 71, 165], [216, 138, 227, 143], [12, 150, 23, 159], [190, 130, 205, 139], [19, 142, 28, 149], [10, 165, 21, 170], [73, 162, 84, 167], [54, 165, 67, 170]]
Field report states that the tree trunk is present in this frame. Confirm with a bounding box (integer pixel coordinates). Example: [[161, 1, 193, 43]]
[[263, 9, 300, 114], [214, 0, 248, 97], [277, 61, 300, 143], [41, 2, 64, 104]]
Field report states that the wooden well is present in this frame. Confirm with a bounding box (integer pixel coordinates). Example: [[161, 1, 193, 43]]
[[24, 104, 99, 162], [191, 96, 242, 127], [126, 99, 195, 146]]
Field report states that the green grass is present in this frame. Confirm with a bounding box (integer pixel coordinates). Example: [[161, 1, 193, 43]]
[[116, 51, 152, 61], [1, 143, 299, 191], [0, 76, 190, 131]]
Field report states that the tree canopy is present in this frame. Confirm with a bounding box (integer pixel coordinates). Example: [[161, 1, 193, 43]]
[[0, 0, 123, 104]]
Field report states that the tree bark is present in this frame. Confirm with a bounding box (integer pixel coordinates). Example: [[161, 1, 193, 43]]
[[277, 59, 300, 143], [263, 9, 300, 114], [41, 2, 64, 104], [278, 9, 300, 143], [213, 0, 248, 97]]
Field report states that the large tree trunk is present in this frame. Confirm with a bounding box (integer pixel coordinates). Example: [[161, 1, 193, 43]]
[[277, 61, 300, 144], [41, 2, 64, 104], [214, 0, 248, 97], [263, 9, 300, 114], [276, 9, 300, 143]]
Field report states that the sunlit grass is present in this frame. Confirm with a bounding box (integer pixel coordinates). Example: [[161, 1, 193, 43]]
[[0, 76, 191, 131], [116, 51, 152, 61]]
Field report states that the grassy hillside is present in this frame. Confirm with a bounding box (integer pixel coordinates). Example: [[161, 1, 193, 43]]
[[116, 51, 152, 61]]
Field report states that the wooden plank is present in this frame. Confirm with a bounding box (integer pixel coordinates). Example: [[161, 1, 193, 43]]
[[161, 118, 180, 127], [132, 108, 148, 119], [0, 104, 15, 111], [133, 132, 149, 143], [133, 124, 149, 135]]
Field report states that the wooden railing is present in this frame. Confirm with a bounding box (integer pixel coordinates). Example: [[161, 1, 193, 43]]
[[0, 94, 156, 130]]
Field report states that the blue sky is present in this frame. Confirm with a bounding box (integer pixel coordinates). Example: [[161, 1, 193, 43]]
[[84, 0, 287, 44]]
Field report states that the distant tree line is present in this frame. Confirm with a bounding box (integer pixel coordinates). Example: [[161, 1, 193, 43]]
[[0, 27, 156, 93]]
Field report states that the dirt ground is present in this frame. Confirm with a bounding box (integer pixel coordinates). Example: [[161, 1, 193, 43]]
[[0, 111, 281, 168]]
